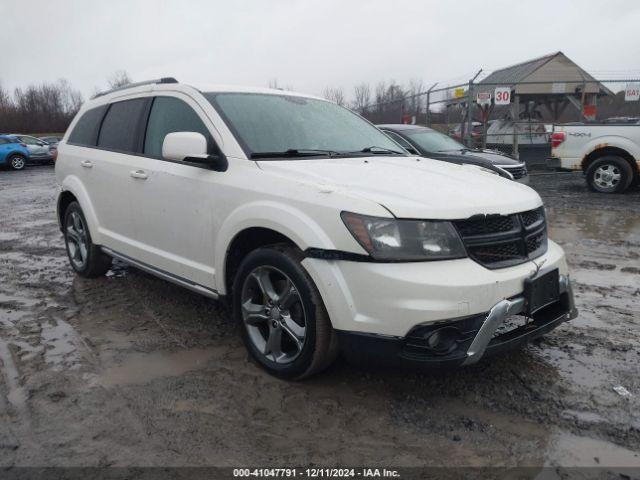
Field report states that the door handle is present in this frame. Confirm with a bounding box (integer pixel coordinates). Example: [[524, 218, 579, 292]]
[[80, 160, 93, 168], [130, 169, 148, 180]]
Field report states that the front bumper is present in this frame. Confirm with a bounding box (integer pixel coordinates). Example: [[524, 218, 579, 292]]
[[337, 274, 577, 369], [303, 240, 569, 337]]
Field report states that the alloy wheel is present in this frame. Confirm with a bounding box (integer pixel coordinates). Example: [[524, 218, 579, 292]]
[[240, 265, 307, 364], [65, 211, 89, 269], [11, 156, 25, 170], [593, 164, 621, 192]]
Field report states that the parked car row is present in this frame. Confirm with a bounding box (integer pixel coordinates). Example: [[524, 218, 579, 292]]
[[0, 134, 58, 170]]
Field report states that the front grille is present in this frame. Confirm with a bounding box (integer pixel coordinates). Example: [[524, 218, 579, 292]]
[[501, 164, 528, 179], [455, 215, 514, 236], [453, 207, 547, 269]]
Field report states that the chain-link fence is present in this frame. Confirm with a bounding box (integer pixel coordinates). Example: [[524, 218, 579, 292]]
[[362, 75, 640, 169]]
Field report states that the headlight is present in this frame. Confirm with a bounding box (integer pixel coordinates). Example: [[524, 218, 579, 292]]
[[341, 212, 467, 261]]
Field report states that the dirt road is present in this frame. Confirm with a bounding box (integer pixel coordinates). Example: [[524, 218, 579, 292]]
[[1, 167, 639, 472]]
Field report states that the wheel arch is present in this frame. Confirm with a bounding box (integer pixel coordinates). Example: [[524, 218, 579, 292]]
[[581, 146, 638, 178], [215, 202, 337, 296], [56, 176, 102, 244]]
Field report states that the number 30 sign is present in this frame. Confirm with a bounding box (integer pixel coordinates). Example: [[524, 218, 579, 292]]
[[494, 87, 511, 105]]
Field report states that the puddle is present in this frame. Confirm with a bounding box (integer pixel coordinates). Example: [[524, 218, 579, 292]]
[[0, 231, 21, 241], [547, 208, 640, 244], [97, 347, 224, 387], [0, 341, 27, 413], [40, 316, 82, 370], [544, 431, 640, 467]]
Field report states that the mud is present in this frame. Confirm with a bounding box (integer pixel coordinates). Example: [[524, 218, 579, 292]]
[[0, 167, 639, 469]]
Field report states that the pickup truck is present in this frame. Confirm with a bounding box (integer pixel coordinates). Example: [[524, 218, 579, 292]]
[[548, 124, 640, 193]]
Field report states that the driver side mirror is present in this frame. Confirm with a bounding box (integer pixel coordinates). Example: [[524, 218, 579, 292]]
[[162, 132, 228, 172]]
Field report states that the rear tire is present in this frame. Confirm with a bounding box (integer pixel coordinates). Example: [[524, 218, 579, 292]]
[[63, 202, 112, 278], [8, 154, 26, 171], [233, 244, 338, 380], [585, 156, 633, 193]]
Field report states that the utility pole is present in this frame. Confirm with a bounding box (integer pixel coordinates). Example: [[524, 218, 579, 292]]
[[466, 70, 482, 147]]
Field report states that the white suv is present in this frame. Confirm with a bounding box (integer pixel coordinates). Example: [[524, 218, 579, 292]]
[[55, 78, 577, 379]]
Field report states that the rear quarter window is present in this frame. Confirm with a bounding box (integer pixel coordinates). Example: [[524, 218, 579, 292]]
[[68, 106, 107, 146], [97, 99, 148, 153]]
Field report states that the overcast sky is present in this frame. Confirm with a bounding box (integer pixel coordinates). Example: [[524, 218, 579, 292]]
[[2, 0, 640, 101]]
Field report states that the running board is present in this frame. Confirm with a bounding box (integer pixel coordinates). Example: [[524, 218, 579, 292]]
[[101, 247, 219, 300]]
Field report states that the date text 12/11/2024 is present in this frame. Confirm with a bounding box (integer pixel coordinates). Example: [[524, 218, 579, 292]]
[[233, 468, 401, 478]]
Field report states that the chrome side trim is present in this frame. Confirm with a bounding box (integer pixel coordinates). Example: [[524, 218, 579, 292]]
[[101, 247, 219, 300], [462, 274, 575, 366]]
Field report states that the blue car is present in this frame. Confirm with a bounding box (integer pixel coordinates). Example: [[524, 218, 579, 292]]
[[0, 135, 30, 170]]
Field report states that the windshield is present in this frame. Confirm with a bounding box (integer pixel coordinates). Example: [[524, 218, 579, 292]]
[[205, 92, 404, 158], [406, 129, 465, 152]]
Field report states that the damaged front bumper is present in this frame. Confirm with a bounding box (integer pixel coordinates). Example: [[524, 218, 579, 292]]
[[337, 274, 578, 370]]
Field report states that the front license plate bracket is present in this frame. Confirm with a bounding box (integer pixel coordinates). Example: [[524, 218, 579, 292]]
[[524, 268, 559, 316]]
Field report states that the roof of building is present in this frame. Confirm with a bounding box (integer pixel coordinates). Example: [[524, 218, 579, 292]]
[[477, 51, 612, 96]]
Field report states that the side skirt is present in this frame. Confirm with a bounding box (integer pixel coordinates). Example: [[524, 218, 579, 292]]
[[101, 247, 219, 300]]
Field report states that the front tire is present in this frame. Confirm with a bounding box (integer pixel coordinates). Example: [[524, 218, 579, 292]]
[[233, 245, 338, 380], [586, 156, 633, 193], [63, 202, 112, 278], [8, 154, 26, 171]]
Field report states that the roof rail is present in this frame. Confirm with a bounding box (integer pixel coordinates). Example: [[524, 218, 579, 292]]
[[93, 77, 178, 98]]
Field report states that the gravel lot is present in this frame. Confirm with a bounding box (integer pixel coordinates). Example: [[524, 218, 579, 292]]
[[0, 167, 639, 473]]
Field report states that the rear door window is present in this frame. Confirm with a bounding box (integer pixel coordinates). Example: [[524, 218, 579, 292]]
[[21, 136, 39, 145], [97, 99, 148, 153], [68, 106, 107, 146], [144, 96, 212, 158]]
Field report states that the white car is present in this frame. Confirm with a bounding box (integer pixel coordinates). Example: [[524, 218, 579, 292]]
[[55, 78, 577, 379], [548, 123, 640, 193]]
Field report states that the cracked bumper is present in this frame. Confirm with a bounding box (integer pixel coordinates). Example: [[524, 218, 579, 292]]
[[336, 275, 577, 370]]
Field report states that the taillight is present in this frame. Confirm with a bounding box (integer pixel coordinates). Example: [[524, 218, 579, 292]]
[[20, 143, 27, 147], [551, 132, 565, 149]]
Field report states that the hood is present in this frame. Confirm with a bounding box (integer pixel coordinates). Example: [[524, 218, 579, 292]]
[[430, 149, 521, 166], [257, 156, 541, 219]]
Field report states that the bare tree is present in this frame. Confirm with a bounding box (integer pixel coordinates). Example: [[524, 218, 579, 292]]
[[0, 78, 83, 133], [107, 70, 132, 89], [267, 79, 293, 91], [408, 78, 424, 118], [352, 83, 371, 114], [0, 81, 10, 110], [322, 86, 345, 106], [374, 81, 387, 114], [268, 78, 281, 90]]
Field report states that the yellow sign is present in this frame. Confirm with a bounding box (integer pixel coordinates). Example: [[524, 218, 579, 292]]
[[454, 88, 465, 99]]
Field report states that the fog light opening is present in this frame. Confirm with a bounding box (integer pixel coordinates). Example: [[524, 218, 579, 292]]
[[425, 327, 462, 355]]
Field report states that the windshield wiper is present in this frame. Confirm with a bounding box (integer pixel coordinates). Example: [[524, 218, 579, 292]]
[[250, 149, 341, 159], [355, 146, 404, 155]]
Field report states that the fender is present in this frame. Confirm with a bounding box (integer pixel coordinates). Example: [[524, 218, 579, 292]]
[[580, 135, 639, 168], [58, 175, 103, 245], [214, 200, 339, 294]]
